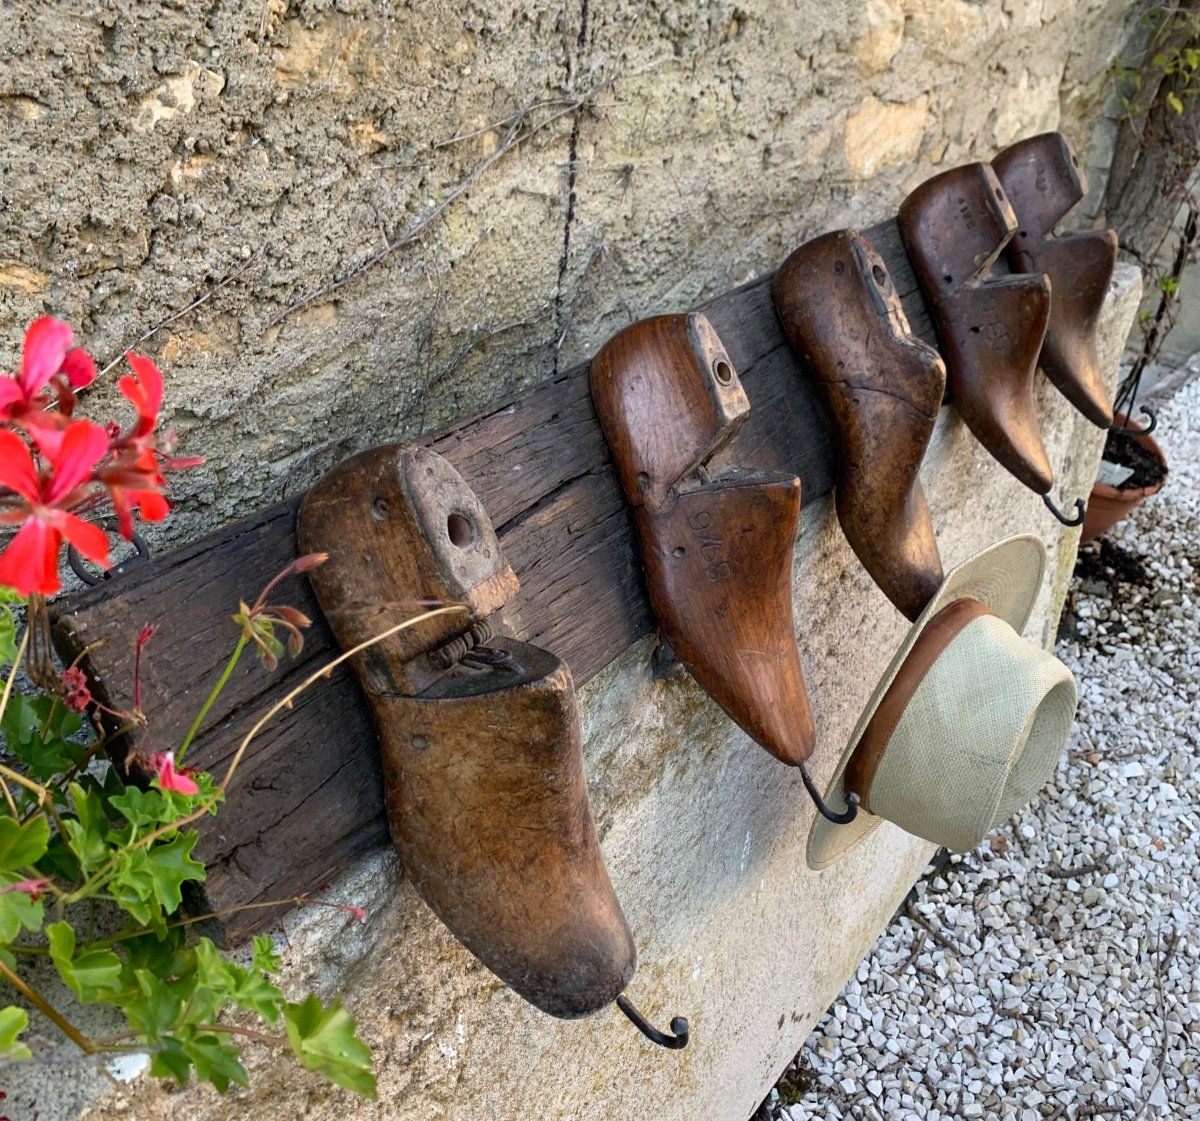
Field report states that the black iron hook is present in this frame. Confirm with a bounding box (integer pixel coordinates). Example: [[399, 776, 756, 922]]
[[1110, 404, 1158, 436], [615, 995, 689, 1049], [68, 530, 151, 586], [1042, 493, 1086, 527], [800, 765, 859, 825]]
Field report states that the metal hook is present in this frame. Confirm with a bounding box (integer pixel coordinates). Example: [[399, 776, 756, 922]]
[[615, 994, 689, 1049], [68, 530, 151, 586], [1042, 493, 1086, 527], [800, 766, 859, 825], [1110, 404, 1158, 436]]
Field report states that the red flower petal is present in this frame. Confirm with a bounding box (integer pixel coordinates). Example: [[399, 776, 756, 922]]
[[0, 519, 61, 596], [45, 419, 109, 502], [136, 490, 169, 522], [20, 318, 72, 398], [57, 512, 110, 567], [119, 353, 164, 438], [61, 348, 96, 389], [0, 430, 41, 503], [149, 752, 199, 795], [0, 379, 26, 417]]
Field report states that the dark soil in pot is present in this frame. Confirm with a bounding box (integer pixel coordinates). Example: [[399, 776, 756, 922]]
[[1101, 427, 1168, 489]]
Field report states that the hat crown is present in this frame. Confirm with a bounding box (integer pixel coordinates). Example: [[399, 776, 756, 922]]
[[864, 613, 1077, 852]]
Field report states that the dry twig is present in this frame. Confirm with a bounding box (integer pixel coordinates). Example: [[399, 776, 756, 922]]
[[905, 900, 967, 957], [1133, 926, 1182, 1121], [98, 255, 258, 376], [265, 79, 616, 329]]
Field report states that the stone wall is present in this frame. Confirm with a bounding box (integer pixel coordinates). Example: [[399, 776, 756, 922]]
[[0, 1, 1146, 1118], [2, 0, 1135, 545]]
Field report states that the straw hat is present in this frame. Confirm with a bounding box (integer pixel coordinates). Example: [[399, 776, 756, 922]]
[[808, 534, 1077, 870]]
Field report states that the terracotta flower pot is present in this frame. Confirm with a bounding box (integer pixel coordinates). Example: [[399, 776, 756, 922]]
[[1080, 412, 1168, 545]]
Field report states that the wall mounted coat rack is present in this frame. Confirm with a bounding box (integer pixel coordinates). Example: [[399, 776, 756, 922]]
[[51, 216, 978, 946]]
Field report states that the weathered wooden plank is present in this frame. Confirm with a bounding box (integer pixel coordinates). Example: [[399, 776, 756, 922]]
[[50, 216, 940, 943]]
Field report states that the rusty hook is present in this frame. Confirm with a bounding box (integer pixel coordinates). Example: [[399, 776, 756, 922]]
[[1043, 493, 1086, 527], [615, 994, 690, 1049], [1110, 404, 1158, 436], [800, 766, 860, 825]]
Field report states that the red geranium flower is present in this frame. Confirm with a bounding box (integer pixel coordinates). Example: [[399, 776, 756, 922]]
[[101, 445, 169, 541], [149, 751, 199, 795], [61, 666, 93, 712], [0, 317, 96, 429], [0, 420, 111, 595]]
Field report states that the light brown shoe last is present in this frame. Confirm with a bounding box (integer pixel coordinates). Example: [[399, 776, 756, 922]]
[[993, 131, 1118, 430], [773, 229, 946, 622], [299, 445, 635, 1019]]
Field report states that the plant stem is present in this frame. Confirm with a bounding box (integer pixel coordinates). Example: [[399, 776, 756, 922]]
[[199, 1022, 287, 1046], [68, 606, 468, 899], [0, 958, 94, 1054], [0, 762, 68, 843], [59, 719, 139, 788], [0, 628, 30, 816], [177, 635, 247, 764]]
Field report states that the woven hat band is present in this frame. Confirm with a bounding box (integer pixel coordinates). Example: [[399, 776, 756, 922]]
[[866, 615, 1077, 851], [846, 598, 993, 812]]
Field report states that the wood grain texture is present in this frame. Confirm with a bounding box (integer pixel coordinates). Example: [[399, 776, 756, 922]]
[[50, 215, 940, 943], [590, 312, 816, 768]]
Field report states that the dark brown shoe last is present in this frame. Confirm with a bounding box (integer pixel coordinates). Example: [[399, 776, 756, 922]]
[[898, 162, 1055, 495], [298, 445, 635, 1019], [773, 229, 946, 622], [992, 132, 1118, 429], [590, 313, 816, 768]]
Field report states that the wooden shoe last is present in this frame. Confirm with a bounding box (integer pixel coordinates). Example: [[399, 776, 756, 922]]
[[298, 445, 636, 1019], [992, 131, 1118, 429], [898, 162, 1055, 495], [773, 229, 946, 622], [590, 313, 815, 768]]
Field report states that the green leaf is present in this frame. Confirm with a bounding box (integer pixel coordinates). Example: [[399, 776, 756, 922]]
[[284, 995, 376, 1097], [1168, 91, 1184, 114], [46, 922, 124, 1003], [0, 694, 85, 781], [0, 1005, 31, 1061], [109, 787, 173, 830], [252, 933, 282, 975], [149, 1036, 193, 1085], [0, 876, 44, 942], [114, 831, 205, 917], [0, 815, 50, 872], [0, 603, 18, 668], [194, 938, 283, 1024], [123, 969, 185, 1042], [183, 1029, 249, 1093], [61, 782, 111, 874]]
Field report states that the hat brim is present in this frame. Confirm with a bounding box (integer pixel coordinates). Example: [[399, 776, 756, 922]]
[[807, 533, 1047, 870]]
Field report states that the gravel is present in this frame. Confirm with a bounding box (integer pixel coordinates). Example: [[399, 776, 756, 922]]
[[760, 376, 1200, 1121]]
